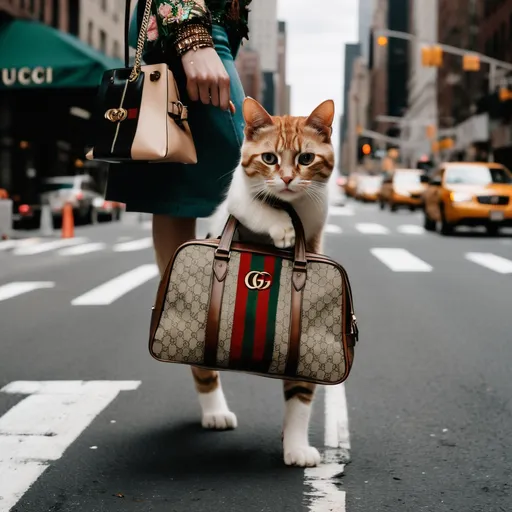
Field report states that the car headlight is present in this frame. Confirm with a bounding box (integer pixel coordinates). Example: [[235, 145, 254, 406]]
[[450, 192, 473, 203]]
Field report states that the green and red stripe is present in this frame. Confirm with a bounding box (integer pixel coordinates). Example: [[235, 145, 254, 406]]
[[229, 252, 282, 371]]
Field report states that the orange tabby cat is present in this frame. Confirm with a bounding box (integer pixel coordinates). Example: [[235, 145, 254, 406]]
[[193, 97, 336, 467]]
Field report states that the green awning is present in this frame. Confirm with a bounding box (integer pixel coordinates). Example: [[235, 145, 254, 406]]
[[0, 19, 124, 90]]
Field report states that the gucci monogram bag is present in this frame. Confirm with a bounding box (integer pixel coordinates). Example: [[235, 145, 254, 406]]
[[149, 205, 359, 385], [85, 0, 197, 164]]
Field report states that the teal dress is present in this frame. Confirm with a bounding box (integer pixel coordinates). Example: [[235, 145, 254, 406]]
[[105, 1, 250, 218]]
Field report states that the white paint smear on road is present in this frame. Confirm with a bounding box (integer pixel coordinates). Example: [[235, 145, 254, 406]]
[[397, 224, 425, 235], [371, 248, 433, 272], [112, 237, 153, 252], [356, 223, 390, 235], [465, 252, 512, 274], [13, 237, 88, 255], [71, 264, 158, 305], [325, 224, 343, 235], [304, 385, 350, 511], [0, 380, 141, 512], [58, 242, 106, 256], [329, 206, 354, 217], [0, 282, 55, 302]]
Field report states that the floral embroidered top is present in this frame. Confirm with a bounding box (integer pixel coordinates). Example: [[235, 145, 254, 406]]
[[139, 0, 253, 57]]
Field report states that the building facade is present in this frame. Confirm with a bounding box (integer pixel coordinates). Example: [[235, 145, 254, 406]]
[[275, 20, 290, 115], [358, 0, 375, 63], [248, 0, 278, 114], [235, 47, 263, 102]]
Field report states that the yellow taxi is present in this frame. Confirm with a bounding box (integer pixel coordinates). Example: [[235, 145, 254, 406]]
[[355, 175, 383, 202], [379, 169, 427, 211], [423, 162, 512, 235], [344, 173, 359, 198]]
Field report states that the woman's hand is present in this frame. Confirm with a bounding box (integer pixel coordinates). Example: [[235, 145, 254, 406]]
[[181, 47, 231, 111]]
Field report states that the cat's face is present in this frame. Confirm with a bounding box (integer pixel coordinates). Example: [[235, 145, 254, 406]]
[[240, 98, 335, 202]]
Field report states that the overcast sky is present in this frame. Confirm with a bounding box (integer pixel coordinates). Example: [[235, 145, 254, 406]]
[[277, 0, 359, 154]]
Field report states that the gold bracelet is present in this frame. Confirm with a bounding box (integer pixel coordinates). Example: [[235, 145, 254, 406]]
[[175, 23, 214, 56]]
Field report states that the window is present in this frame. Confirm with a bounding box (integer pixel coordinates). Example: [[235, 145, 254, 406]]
[[52, 0, 60, 28], [113, 41, 120, 59], [87, 21, 93, 46], [99, 30, 107, 53], [445, 165, 512, 185], [101, 0, 107, 12]]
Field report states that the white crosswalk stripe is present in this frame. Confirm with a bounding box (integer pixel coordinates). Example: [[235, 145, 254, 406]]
[[0, 238, 41, 252], [0, 380, 141, 512], [397, 224, 425, 235], [370, 248, 433, 272], [112, 237, 153, 252], [0, 282, 55, 302], [356, 223, 390, 235], [325, 224, 343, 234], [71, 264, 159, 305], [13, 238, 88, 256], [58, 242, 107, 256], [465, 252, 512, 274], [328, 206, 354, 217]]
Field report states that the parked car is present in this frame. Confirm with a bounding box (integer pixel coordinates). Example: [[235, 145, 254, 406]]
[[331, 176, 347, 206], [379, 169, 427, 211], [423, 162, 512, 235]]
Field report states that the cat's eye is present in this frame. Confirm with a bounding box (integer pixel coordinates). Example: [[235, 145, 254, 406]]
[[262, 152, 278, 165], [298, 153, 315, 166]]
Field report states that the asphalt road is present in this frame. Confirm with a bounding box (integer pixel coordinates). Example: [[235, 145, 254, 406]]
[[0, 202, 511, 512]]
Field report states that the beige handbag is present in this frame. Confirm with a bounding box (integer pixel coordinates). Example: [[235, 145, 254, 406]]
[[85, 0, 197, 164], [149, 203, 358, 385]]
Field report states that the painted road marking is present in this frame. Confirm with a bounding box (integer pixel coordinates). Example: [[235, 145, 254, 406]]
[[58, 242, 107, 256], [304, 385, 350, 511], [13, 238, 88, 256], [397, 224, 425, 235], [0, 380, 140, 512], [371, 248, 433, 272], [0, 282, 55, 302], [71, 264, 159, 305], [356, 223, 390, 234], [113, 237, 153, 252], [0, 238, 41, 252], [325, 224, 343, 234], [465, 252, 512, 274], [329, 206, 354, 217]]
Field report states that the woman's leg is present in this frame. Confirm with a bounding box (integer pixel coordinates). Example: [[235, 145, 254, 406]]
[[152, 214, 237, 430]]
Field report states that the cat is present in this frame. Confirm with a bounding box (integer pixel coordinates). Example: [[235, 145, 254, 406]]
[[192, 97, 335, 468]]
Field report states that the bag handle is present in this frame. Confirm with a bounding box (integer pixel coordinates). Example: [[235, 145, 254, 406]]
[[214, 203, 308, 290], [124, 0, 153, 82]]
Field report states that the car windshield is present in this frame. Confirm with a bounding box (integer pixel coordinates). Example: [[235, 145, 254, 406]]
[[40, 182, 74, 192], [444, 165, 512, 185], [361, 177, 382, 189], [394, 172, 420, 185]]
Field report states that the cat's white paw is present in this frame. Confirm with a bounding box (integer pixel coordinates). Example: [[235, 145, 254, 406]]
[[202, 411, 238, 430], [269, 217, 295, 248], [284, 445, 321, 467]]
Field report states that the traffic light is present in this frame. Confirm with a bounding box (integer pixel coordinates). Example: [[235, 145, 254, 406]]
[[462, 54, 480, 71], [358, 136, 373, 163], [422, 45, 443, 67], [377, 36, 388, 47], [499, 88, 512, 102]]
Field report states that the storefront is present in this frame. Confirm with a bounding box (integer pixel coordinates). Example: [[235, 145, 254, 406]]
[[0, 18, 123, 202]]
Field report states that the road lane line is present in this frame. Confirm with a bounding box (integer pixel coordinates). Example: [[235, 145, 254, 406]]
[[0, 238, 41, 252], [325, 224, 343, 234], [71, 264, 159, 305], [58, 242, 106, 256], [112, 237, 152, 252], [371, 248, 433, 272], [356, 223, 390, 234], [304, 385, 350, 511], [465, 252, 512, 274], [397, 224, 425, 235], [329, 206, 354, 217], [13, 237, 88, 255], [0, 282, 55, 302], [0, 380, 141, 512]]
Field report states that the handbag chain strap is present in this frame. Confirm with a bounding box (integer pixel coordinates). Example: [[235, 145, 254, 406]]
[[126, 0, 153, 83]]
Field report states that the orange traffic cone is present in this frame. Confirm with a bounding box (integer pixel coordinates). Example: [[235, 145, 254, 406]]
[[61, 202, 74, 239]]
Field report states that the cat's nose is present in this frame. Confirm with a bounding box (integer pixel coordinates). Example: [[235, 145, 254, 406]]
[[281, 176, 293, 185]]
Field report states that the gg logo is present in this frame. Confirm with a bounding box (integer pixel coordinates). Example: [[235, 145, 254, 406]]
[[104, 108, 128, 123], [245, 271, 273, 291]]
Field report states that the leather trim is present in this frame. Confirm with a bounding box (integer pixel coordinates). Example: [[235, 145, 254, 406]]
[[284, 281, 304, 376], [204, 265, 226, 366]]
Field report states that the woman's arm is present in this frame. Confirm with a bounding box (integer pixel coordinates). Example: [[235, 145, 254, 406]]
[[148, 0, 231, 110]]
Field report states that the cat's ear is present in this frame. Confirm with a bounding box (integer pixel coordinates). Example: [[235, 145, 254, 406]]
[[243, 97, 274, 137], [306, 100, 335, 140]]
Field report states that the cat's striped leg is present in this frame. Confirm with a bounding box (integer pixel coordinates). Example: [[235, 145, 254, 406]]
[[282, 380, 321, 467], [191, 367, 237, 430]]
